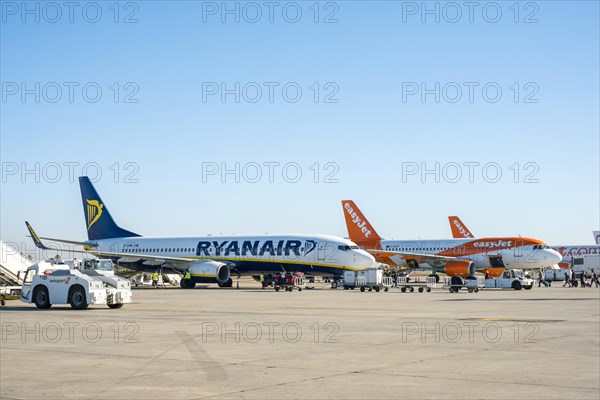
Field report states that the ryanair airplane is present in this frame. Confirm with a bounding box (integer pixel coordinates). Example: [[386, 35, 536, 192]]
[[26, 177, 374, 288]]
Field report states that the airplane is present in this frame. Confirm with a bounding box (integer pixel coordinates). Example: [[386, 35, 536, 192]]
[[341, 200, 562, 282], [447, 216, 600, 265], [25, 177, 375, 289]]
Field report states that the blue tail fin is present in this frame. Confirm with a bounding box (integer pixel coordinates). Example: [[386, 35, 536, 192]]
[[79, 176, 140, 240]]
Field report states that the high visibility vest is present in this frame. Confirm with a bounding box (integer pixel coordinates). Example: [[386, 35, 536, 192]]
[[184, 271, 191, 279], [152, 273, 159, 280]]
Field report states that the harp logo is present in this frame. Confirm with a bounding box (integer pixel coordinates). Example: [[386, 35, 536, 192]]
[[86, 199, 104, 230]]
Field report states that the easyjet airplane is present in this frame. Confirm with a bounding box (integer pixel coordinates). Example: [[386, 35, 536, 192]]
[[342, 200, 562, 280], [25, 177, 374, 288], [448, 216, 600, 264]]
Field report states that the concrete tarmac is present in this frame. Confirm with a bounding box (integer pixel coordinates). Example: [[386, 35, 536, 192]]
[[1, 280, 599, 399]]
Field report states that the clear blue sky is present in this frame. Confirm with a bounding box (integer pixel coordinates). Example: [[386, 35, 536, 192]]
[[1, 1, 598, 255]]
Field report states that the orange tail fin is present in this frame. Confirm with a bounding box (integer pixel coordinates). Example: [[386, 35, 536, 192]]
[[341, 200, 382, 248], [448, 216, 475, 238]]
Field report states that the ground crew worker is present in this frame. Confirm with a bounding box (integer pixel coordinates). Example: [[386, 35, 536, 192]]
[[260, 274, 265, 289], [184, 270, 191, 280], [152, 271, 159, 288]]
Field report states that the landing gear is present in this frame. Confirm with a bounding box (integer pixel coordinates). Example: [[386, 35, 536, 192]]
[[218, 278, 233, 288], [180, 279, 196, 289]]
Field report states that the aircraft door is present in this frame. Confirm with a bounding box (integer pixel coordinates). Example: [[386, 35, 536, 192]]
[[514, 240, 524, 259], [489, 255, 505, 268], [317, 242, 326, 262]]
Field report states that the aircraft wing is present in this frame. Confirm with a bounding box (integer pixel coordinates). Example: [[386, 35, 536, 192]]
[[366, 249, 458, 265], [25, 221, 197, 269], [26, 221, 99, 249], [72, 248, 197, 269]]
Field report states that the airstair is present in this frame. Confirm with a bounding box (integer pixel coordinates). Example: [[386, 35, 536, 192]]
[[0, 240, 34, 285]]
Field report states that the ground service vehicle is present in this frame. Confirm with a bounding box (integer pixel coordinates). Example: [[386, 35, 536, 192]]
[[397, 276, 437, 293], [342, 270, 392, 292], [20, 259, 132, 309], [484, 269, 534, 290]]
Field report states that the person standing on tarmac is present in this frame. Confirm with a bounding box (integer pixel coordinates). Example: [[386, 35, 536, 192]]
[[580, 271, 586, 288], [152, 270, 159, 288], [537, 269, 544, 287], [260, 274, 265, 289], [591, 270, 599, 288], [563, 269, 570, 287]]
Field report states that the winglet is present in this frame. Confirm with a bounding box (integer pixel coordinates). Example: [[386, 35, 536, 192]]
[[594, 231, 600, 245], [341, 200, 382, 248], [448, 216, 474, 238], [25, 221, 49, 250]]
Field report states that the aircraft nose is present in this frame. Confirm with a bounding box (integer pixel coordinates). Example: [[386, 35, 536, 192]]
[[548, 249, 563, 263], [357, 250, 375, 268]]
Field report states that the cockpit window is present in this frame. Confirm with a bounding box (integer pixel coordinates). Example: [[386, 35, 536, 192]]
[[338, 245, 359, 251]]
